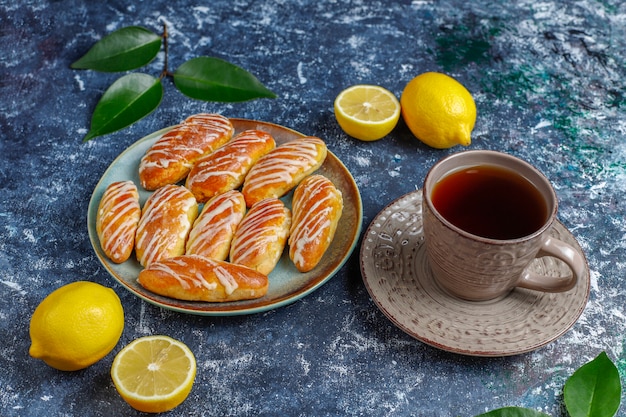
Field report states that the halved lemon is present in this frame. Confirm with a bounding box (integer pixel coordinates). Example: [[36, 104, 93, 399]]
[[334, 84, 401, 141], [111, 335, 196, 413]]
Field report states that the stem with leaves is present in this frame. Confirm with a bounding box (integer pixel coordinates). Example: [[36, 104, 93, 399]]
[[160, 22, 170, 79], [72, 24, 276, 142]]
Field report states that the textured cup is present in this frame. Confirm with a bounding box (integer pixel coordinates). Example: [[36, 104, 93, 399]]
[[422, 150, 586, 301]]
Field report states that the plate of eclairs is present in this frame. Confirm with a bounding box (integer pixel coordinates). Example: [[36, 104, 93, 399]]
[[87, 114, 363, 315]]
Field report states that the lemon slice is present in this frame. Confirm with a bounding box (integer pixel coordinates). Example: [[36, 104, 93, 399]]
[[334, 84, 401, 141], [111, 335, 196, 413]]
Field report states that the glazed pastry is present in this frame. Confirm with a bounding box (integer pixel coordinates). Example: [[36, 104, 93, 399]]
[[135, 185, 198, 267], [186, 190, 246, 260], [241, 136, 327, 207], [96, 181, 141, 264], [138, 113, 234, 190], [186, 129, 276, 203], [230, 198, 291, 275], [138, 255, 269, 302], [288, 175, 343, 272]]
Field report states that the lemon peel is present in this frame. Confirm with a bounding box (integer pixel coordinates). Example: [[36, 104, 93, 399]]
[[400, 72, 476, 149], [29, 281, 124, 371]]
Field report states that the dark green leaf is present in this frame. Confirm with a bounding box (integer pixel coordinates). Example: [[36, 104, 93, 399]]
[[564, 352, 622, 417], [475, 406, 551, 417], [83, 73, 163, 142], [173, 56, 277, 102], [71, 26, 161, 72]]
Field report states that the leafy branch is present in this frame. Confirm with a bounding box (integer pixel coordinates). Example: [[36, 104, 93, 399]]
[[477, 352, 622, 417], [72, 24, 276, 142]]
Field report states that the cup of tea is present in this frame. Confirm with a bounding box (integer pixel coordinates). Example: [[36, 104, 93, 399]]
[[422, 150, 586, 301]]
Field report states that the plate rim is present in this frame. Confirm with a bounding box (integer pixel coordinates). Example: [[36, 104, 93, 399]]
[[87, 118, 363, 316], [359, 189, 590, 357]]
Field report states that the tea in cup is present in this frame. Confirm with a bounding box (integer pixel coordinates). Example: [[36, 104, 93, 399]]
[[422, 150, 586, 301]]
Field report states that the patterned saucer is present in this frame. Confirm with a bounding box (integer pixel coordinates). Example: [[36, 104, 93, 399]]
[[360, 190, 590, 357]]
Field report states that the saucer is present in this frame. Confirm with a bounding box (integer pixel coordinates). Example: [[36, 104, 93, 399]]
[[359, 190, 590, 357]]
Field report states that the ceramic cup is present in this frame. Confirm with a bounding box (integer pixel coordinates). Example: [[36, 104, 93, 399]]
[[422, 150, 586, 301]]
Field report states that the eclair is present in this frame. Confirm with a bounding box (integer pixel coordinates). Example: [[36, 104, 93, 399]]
[[186, 190, 246, 260], [135, 184, 198, 267], [289, 175, 343, 272], [96, 181, 141, 264], [229, 198, 291, 275], [138, 255, 269, 302], [138, 113, 234, 190], [186, 129, 276, 203], [241, 136, 327, 207]]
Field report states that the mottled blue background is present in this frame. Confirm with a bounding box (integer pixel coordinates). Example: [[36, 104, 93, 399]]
[[1, 1, 625, 416]]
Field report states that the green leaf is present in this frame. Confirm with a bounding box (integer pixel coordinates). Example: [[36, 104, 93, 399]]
[[564, 352, 622, 417], [71, 26, 161, 72], [173, 56, 277, 102], [83, 73, 163, 142], [475, 406, 551, 417]]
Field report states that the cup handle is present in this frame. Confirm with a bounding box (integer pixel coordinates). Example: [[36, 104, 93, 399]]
[[517, 237, 586, 293]]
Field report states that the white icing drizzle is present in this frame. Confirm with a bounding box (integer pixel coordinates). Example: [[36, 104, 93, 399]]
[[289, 175, 343, 269], [186, 190, 245, 257], [97, 180, 140, 262], [230, 199, 289, 265], [150, 258, 193, 290], [213, 264, 239, 295], [139, 113, 234, 173], [187, 130, 274, 189], [242, 137, 326, 198], [145, 255, 239, 294], [135, 185, 196, 266], [194, 270, 219, 290]]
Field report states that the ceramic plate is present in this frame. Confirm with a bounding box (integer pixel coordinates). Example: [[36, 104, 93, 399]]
[[360, 190, 590, 357], [88, 118, 363, 316]]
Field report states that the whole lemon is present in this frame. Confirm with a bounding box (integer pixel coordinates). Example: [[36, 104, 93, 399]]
[[29, 281, 124, 371], [400, 72, 476, 149]]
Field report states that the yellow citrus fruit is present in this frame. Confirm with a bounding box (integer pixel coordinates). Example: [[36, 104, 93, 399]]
[[29, 281, 124, 371], [400, 72, 476, 149], [334, 84, 401, 141], [111, 335, 197, 413]]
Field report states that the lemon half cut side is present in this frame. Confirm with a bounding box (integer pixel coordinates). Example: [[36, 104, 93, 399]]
[[111, 335, 197, 413], [334, 84, 401, 141]]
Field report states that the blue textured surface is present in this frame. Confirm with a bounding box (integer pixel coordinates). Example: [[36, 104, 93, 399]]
[[1, 1, 625, 416]]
